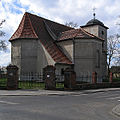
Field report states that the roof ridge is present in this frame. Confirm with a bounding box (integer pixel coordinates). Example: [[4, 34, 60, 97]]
[[26, 13, 38, 38], [74, 29, 81, 38], [61, 28, 75, 34], [43, 20, 57, 40], [26, 12, 72, 29]]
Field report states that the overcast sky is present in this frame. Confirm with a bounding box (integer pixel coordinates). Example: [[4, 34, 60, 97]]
[[0, 0, 120, 66]]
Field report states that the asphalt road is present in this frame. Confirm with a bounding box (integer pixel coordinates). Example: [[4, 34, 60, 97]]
[[0, 90, 120, 120]]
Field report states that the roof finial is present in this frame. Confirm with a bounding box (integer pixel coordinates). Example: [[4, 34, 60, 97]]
[[93, 7, 96, 19]]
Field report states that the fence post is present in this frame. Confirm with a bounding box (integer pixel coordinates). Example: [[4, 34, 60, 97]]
[[43, 65, 56, 90], [92, 72, 97, 84], [7, 65, 19, 90], [109, 72, 113, 83]]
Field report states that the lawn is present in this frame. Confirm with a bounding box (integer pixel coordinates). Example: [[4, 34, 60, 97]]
[[18, 81, 45, 89], [0, 78, 7, 87], [18, 81, 64, 89]]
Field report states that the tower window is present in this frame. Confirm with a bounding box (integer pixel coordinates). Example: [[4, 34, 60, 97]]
[[101, 31, 104, 35]]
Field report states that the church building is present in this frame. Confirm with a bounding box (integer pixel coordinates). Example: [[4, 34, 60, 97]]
[[9, 12, 108, 82]]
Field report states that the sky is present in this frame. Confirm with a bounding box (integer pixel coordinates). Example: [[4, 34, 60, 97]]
[[0, 0, 120, 66]]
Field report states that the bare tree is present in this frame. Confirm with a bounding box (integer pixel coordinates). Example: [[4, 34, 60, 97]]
[[0, 20, 7, 51], [107, 34, 120, 74], [65, 21, 78, 28]]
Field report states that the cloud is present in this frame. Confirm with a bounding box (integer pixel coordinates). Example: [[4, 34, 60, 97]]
[[0, 44, 11, 67]]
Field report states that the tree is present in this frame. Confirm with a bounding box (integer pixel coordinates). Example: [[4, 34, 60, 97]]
[[0, 20, 7, 51], [65, 21, 79, 28], [107, 34, 120, 74]]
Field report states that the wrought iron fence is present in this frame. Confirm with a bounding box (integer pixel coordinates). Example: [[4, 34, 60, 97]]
[[0, 73, 7, 89], [76, 75, 92, 84], [112, 74, 120, 82], [19, 73, 65, 89], [19, 73, 45, 89], [55, 75, 64, 89]]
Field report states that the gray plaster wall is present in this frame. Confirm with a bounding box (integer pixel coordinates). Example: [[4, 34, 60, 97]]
[[57, 40, 73, 62], [82, 25, 107, 51], [37, 40, 55, 74], [83, 25, 98, 36], [21, 39, 38, 73], [74, 39, 105, 82], [11, 40, 21, 74], [11, 39, 55, 74]]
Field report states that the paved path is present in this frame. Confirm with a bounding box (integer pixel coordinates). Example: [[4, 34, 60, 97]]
[[0, 88, 120, 117], [0, 88, 120, 120]]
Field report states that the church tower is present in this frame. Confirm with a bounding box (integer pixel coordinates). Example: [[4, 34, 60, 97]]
[[81, 13, 109, 51], [81, 13, 109, 78]]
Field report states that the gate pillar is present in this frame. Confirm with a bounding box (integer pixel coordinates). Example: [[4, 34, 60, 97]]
[[7, 65, 19, 90], [43, 65, 56, 90], [92, 72, 97, 84], [64, 68, 76, 89]]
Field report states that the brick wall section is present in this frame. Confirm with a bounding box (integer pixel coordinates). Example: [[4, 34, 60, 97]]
[[7, 65, 19, 90], [43, 65, 56, 90], [92, 72, 97, 84], [64, 68, 76, 89], [109, 72, 113, 83]]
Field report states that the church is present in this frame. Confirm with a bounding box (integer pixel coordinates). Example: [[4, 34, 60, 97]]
[[9, 12, 108, 82]]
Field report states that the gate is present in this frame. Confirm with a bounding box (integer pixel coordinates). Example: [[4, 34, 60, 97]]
[[55, 75, 64, 89]]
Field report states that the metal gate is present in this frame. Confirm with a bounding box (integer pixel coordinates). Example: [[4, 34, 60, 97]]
[[55, 75, 64, 89]]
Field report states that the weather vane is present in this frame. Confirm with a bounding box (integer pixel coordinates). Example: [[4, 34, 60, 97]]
[[93, 7, 96, 19]]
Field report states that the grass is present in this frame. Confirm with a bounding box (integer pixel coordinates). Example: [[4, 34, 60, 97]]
[[56, 83, 64, 89], [102, 77, 120, 83], [0, 78, 64, 89], [18, 81, 64, 89], [112, 78, 120, 82], [18, 81, 45, 89], [0, 78, 7, 87]]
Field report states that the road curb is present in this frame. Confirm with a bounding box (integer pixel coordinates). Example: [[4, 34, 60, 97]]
[[0, 88, 120, 96], [112, 104, 120, 117]]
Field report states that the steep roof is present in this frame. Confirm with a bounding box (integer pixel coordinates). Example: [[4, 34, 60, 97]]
[[10, 13, 38, 40], [9, 12, 72, 64], [58, 27, 104, 41]]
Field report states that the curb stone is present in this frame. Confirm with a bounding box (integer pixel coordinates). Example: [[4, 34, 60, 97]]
[[0, 88, 120, 96]]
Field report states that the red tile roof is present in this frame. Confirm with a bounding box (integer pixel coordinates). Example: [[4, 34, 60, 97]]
[[10, 13, 38, 40], [58, 28, 104, 41], [9, 12, 72, 64]]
